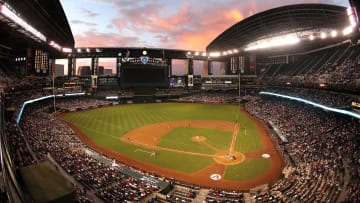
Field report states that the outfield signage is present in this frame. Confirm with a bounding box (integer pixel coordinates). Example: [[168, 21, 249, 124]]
[[352, 102, 360, 108], [260, 92, 360, 119], [17, 92, 85, 123]]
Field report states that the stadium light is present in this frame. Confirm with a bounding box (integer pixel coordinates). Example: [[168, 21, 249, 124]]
[[142, 50, 147, 55], [227, 50, 233, 54], [77, 48, 81, 53], [350, 15, 356, 27], [245, 36, 300, 51], [0, 4, 46, 42], [62, 48, 72, 53], [320, 32, 327, 39], [186, 51, 191, 55], [331, 30, 337, 37], [49, 41, 61, 50], [343, 26, 353, 35], [233, 49, 238, 53], [202, 52, 207, 56], [86, 48, 90, 52], [194, 51, 199, 56], [347, 7, 357, 28], [222, 51, 227, 55], [209, 52, 220, 57], [309, 35, 315, 40]]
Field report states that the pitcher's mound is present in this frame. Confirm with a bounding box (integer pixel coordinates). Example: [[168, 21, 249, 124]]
[[191, 136, 206, 142], [213, 151, 245, 165]]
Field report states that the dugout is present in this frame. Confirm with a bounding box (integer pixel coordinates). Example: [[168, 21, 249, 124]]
[[17, 161, 75, 203]]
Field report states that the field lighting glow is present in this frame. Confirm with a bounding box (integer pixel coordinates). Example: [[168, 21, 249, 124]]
[[343, 26, 353, 35], [62, 47, 72, 53], [244, 35, 300, 51], [209, 52, 220, 57], [0, 4, 46, 42], [331, 31, 337, 37], [320, 32, 327, 39], [259, 92, 360, 119]]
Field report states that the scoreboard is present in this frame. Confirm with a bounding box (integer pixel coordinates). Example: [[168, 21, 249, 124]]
[[120, 63, 168, 89]]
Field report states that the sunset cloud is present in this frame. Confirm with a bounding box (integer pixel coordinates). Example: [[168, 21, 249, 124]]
[[61, 0, 348, 51]]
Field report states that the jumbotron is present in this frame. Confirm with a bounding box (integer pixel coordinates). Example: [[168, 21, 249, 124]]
[[0, 0, 359, 202]]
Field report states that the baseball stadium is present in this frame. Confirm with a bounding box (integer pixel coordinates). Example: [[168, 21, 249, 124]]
[[0, 0, 359, 202]]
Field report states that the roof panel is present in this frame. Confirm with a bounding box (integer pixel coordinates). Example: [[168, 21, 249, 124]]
[[206, 4, 347, 52]]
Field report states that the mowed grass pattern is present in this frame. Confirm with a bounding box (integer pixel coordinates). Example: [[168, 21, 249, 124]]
[[62, 103, 265, 175]]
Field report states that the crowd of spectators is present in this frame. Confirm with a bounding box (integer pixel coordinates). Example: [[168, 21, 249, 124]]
[[91, 90, 119, 97], [4, 93, 160, 202], [264, 87, 359, 108], [178, 90, 238, 104], [206, 189, 244, 202], [3, 85, 360, 202], [245, 95, 360, 202], [55, 97, 112, 111], [258, 45, 360, 92]]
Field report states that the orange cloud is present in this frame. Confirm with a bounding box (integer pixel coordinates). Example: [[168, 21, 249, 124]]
[[225, 9, 244, 22]]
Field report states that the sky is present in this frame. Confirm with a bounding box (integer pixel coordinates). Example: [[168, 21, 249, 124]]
[[57, 0, 349, 75]]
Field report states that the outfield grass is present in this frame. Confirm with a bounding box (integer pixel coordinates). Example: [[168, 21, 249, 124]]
[[62, 103, 266, 176]]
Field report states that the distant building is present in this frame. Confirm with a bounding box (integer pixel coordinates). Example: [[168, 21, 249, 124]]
[[98, 66, 104, 75], [78, 66, 91, 76], [104, 69, 112, 75], [55, 64, 64, 77]]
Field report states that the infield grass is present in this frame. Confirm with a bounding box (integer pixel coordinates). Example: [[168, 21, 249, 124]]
[[157, 127, 234, 154], [62, 103, 266, 177]]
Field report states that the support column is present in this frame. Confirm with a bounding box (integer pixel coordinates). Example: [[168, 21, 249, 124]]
[[166, 58, 172, 77], [26, 48, 33, 76], [203, 60, 209, 76], [208, 60, 213, 75], [220, 61, 226, 75], [49, 58, 55, 78], [91, 57, 98, 75], [72, 58, 77, 76], [68, 57, 73, 79], [188, 58, 194, 75], [184, 58, 194, 75], [225, 60, 232, 75], [116, 56, 122, 77]]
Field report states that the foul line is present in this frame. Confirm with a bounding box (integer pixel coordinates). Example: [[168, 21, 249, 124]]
[[134, 149, 152, 154], [126, 140, 214, 158], [229, 123, 239, 153]]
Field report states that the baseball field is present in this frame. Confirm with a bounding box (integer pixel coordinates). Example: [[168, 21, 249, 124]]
[[59, 103, 284, 190]]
